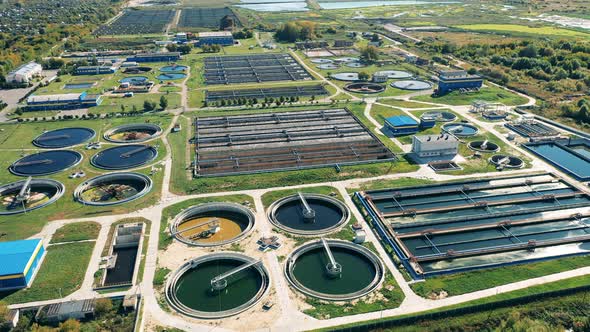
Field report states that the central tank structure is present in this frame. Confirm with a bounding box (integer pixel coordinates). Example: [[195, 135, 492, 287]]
[[74, 172, 153, 206], [441, 122, 479, 137], [268, 193, 350, 235], [285, 239, 385, 300], [170, 202, 255, 247], [91, 144, 157, 170], [10, 150, 83, 176], [104, 123, 162, 143], [0, 178, 64, 215], [468, 140, 500, 153], [166, 253, 270, 319], [33, 127, 95, 148], [344, 82, 385, 94], [420, 111, 457, 123]]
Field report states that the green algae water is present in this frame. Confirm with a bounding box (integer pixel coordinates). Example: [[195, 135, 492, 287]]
[[292, 246, 376, 295], [173, 259, 263, 312]]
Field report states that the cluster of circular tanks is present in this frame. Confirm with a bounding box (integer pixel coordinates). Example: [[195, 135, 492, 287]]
[[3, 124, 162, 214], [165, 192, 385, 319]]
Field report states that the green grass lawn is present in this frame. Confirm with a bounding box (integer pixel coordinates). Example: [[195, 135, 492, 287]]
[[455, 24, 590, 38], [90, 93, 181, 114], [50, 221, 101, 244], [158, 195, 254, 250], [411, 255, 590, 299], [169, 116, 192, 195], [412, 84, 528, 106], [378, 99, 436, 109], [0, 242, 94, 304]]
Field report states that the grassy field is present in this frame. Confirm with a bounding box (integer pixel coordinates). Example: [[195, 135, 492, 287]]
[[169, 115, 192, 195], [411, 255, 590, 299], [49, 221, 101, 244], [158, 195, 254, 250], [377, 99, 436, 109], [412, 84, 529, 106], [0, 242, 94, 304], [456, 24, 590, 38], [90, 93, 181, 114]]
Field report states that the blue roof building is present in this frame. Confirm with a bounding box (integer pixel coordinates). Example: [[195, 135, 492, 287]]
[[0, 239, 45, 291], [384, 115, 420, 136]]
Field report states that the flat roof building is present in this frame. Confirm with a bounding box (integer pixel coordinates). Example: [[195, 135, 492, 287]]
[[0, 239, 45, 291], [196, 31, 234, 47], [412, 134, 459, 158], [438, 70, 483, 95], [384, 115, 419, 136], [126, 52, 181, 63], [6, 62, 43, 83], [26, 92, 103, 111], [75, 66, 116, 75]]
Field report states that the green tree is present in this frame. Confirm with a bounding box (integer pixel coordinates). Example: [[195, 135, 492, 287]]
[[58, 318, 81, 332], [159, 95, 168, 110], [143, 100, 156, 112], [358, 71, 370, 81], [360, 45, 379, 63], [94, 298, 113, 317]]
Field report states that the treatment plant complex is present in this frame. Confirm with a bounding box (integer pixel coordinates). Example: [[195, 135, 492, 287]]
[[0, 0, 589, 331]]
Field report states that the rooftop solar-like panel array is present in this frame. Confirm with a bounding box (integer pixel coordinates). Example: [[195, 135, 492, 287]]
[[205, 85, 328, 102], [95, 10, 175, 35], [194, 108, 396, 176], [203, 54, 313, 85], [178, 8, 240, 28]]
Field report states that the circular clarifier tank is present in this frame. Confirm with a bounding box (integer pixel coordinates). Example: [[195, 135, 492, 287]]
[[33, 127, 95, 148], [311, 58, 333, 64], [468, 140, 500, 153], [268, 193, 350, 236], [420, 111, 457, 122], [156, 73, 187, 80], [330, 72, 359, 81], [74, 172, 152, 206], [10, 150, 82, 176], [375, 70, 413, 79], [334, 57, 359, 63], [91, 144, 157, 170], [317, 63, 340, 70], [160, 64, 188, 72], [490, 155, 524, 169], [166, 253, 270, 319], [391, 80, 433, 91], [345, 61, 366, 68], [104, 123, 162, 143], [344, 82, 385, 94], [285, 239, 385, 301], [120, 76, 149, 84], [170, 202, 255, 247], [442, 122, 479, 137], [0, 179, 64, 215]]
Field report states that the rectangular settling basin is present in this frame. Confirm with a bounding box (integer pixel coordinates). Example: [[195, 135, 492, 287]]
[[357, 173, 590, 277], [524, 139, 590, 181]]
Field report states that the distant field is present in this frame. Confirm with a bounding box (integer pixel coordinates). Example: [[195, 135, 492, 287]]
[[455, 24, 590, 38]]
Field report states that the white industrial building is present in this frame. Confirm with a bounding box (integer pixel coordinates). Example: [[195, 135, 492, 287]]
[[412, 134, 459, 158], [6, 62, 43, 83]]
